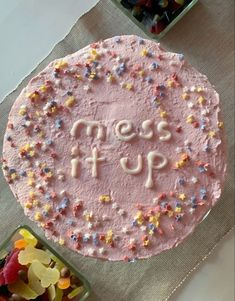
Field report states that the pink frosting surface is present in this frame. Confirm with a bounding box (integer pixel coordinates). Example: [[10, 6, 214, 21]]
[[2, 35, 226, 261]]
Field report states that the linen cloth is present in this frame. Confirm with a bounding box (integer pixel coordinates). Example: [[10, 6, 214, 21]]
[[0, 0, 234, 300]]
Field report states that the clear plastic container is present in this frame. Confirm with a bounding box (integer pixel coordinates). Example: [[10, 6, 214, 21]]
[[0, 225, 91, 301], [111, 0, 198, 40]]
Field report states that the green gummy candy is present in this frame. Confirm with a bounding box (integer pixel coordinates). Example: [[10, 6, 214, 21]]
[[48, 284, 56, 301], [8, 278, 38, 300], [67, 286, 84, 299], [31, 260, 60, 288], [54, 286, 63, 301], [28, 264, 45, 296], [47, 251, 64, 271]]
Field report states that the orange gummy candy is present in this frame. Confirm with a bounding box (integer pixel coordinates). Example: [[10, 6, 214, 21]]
[[57, 277, 71, 290], [14, 239, 27, 249]]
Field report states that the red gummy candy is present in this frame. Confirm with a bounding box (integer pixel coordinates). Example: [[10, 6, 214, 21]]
[[0, 272, 4, 285], [154, 20, 167, 34], [0, 249, 23, 285]]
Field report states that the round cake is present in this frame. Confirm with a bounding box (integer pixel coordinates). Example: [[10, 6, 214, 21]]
[[2, 35, 226, 261]]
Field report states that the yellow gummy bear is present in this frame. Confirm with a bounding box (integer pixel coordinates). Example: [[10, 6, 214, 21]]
[[18, 245, 51, 265], [31, 260, 60, 288]]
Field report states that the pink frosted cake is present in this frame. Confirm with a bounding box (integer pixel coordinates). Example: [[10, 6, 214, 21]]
[[2, 35, 226, 261]]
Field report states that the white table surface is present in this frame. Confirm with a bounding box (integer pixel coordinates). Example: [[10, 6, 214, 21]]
[[0, 1, 234, 300]]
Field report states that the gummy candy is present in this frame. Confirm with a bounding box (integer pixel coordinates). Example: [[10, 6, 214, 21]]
[[60, 267, 70, 278], [0, 249, 23, 285], [67, 286, 84, 299], [14, 239, 27, 250], [31, 260, 60, 288], [19, 229, 37, 247], [0, 228, 86, 301], [54, 286, 63, 301], [18, 245, 51, 265], [8, 278, 38, 300], [47, 251, 64, 271], [28, 264, 45, 295], [48, 284, 56, 301], [57, 277, 71, 290]]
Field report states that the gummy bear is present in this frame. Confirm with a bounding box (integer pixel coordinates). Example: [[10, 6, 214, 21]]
[[31, 260, 60, 288], [18, 245, 51, 265]]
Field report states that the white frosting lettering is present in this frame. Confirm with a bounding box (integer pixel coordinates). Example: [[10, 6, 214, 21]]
[[69, 118, 171, 184], [145, 151, 168, 188], [70, 119, 105, 140], [120, 154, 143, 174], [157, 121, 171, 141], [71, 158, 79, 178], [86, 147, 106, 178], [115, 120, 136, 141], [139, 120, 154, 140], [71, 145, 79, 156]]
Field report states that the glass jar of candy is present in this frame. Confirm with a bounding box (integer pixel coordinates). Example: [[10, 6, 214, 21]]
[[112, 0, 198, 39], [0, 226, 91, 301]]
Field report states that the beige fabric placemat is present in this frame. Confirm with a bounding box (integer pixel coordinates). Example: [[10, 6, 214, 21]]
[[0, 0, 234, 300]]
